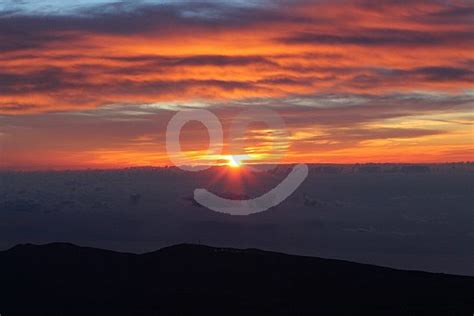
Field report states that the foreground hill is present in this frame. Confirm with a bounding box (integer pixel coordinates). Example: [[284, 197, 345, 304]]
[[0, 243, 473, 315]]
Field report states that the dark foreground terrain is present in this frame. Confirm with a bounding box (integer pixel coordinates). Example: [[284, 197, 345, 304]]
[[0, 243, 473, 315], [2, 164, 474, 276]]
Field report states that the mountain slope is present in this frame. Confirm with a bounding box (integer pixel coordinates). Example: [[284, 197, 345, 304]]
[[0, 243, 473, 315]]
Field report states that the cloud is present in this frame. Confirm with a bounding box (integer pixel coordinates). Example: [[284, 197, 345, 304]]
[[1, 0, 472, 113], [411, 67, 474, 82], [0, 0, 472, 167], [1, 90, 472, 168], [279, 29, 463, 46]]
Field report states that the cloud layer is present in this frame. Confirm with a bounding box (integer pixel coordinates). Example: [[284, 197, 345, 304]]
[[0, 0, 473, 168]]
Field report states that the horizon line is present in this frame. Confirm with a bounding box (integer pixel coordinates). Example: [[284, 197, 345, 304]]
[[1, 161, 473, 172]]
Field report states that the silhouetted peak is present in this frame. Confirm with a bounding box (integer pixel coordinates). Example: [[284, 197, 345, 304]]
[[155, 243, 270, 256], [146, 243, 226, 257], [160, 243, 215, 251], [4, 242, 287, 258]]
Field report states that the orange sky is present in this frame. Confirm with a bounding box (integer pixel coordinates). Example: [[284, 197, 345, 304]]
[[0, 0, 473, 169]]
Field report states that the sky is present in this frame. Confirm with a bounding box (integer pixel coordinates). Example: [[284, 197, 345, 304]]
[[0, 0, 473, 169]]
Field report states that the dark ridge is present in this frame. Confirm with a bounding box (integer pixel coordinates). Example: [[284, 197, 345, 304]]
[[156, 242, 220, 253], [0, 243, 473, 315], [155, 243, 272, 256]]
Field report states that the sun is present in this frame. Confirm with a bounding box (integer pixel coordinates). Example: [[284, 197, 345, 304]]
[[227, 156, 242, 168]]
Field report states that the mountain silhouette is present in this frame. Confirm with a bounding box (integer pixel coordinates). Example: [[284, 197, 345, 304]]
[[0, 243, 472, 315]]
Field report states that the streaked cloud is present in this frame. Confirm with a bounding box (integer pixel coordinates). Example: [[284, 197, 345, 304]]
[[1, 0, 473, 168]]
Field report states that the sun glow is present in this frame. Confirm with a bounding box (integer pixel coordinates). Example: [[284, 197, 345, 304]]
[[227, 156, 242, 168]]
